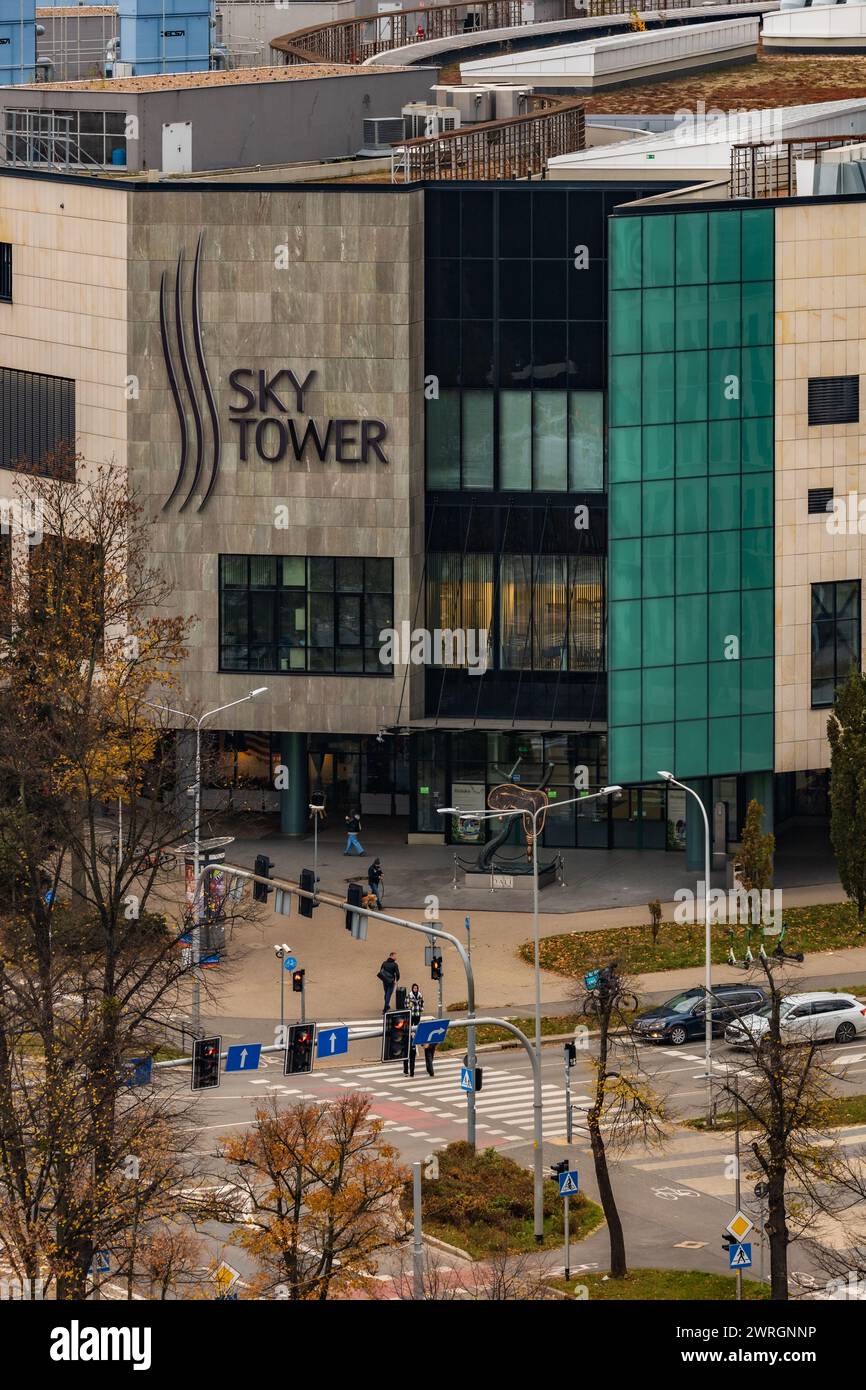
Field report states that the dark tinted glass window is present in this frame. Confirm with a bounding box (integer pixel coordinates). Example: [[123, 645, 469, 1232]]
[[0, 367, 75, 478]]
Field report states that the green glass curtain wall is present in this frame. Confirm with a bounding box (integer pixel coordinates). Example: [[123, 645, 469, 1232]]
[[607, 208, 774, 785]]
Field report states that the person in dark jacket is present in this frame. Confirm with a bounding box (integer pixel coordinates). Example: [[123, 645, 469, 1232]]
[[378, 951, 399, 1011], [368, 857, 384, 908], [344, 809, 364, 856], [404, 983, 424, 1076]]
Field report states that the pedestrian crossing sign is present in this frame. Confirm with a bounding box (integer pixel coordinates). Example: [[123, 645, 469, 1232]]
[[729, 1242, 752, 1270], [558, 1170, 579, 1196]]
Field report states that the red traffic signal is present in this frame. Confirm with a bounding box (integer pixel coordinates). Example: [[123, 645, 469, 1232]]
[[192, 1036, 222, 1091], [382, 1009, 412, 1063], [284, 1023, 317, 1075], [292, 968, 305, 994], [430, 955, 443, 982]]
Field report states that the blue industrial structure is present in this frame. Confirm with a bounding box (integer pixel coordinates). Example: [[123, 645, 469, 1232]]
[[116, 0, 214, 76], [0, 0, 37, 85]]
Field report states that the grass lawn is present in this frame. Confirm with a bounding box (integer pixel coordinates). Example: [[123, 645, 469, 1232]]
[[523, 902, 866, 980], [403, 1141, 605, 1259], [687, 1091, 866, 1132], [554, 1268, 771, 1300], [440, 1012, 591, 1051]]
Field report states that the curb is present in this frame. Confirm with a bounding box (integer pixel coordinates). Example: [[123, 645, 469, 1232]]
[[421, 1233, 474, 1262]]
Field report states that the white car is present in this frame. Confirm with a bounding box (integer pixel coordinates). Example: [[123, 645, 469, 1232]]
[[725, 992, 866, 1050]]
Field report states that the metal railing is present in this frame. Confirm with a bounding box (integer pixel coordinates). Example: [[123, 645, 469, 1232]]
[[271, 0, 689, 65], [731, 135, 866, 199], [391, 95, 585, 182]]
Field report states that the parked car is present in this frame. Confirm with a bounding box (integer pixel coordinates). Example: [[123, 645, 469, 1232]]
[[633, 985, 768, 1046], [725, 992, 866, 1050]]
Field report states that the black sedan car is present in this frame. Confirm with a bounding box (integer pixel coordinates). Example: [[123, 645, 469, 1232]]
[[632, 984, 768, 1046]]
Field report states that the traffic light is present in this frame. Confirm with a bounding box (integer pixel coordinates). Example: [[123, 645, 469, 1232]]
[[284, 1023, 317, 1075], [430, 953, 443, 982], [550, 1159, 569, 1179], [253, 854, 274, 903], [382, 1009, 411, 1063], [722, 1231, 735, 1253], [292, 968, 305, 994], [345, 881, 363, 934], [298, 867, 318, 918], [191, 1036, 221, 1091], [564, 1041, 577, 1068], [475, 1066, 483, 1093]]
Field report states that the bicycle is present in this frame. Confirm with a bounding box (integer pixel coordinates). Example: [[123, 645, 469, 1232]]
[[580, 961, 639, 1016]]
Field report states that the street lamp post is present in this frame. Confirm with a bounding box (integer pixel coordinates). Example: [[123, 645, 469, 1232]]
[[439, 783, 620, 1242], [658, 770, 714, 1126], [145, 687, 267, 1036]]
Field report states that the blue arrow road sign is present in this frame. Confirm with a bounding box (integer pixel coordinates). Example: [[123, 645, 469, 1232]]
[[90, 1251, 110, 1275], [460, 1066, 474, 1092], [316, 1026, 349, 1059], [283, 956, 297, 971], [225, 1044, 262, 1073], [729, 1242, 752, 1269], [558, 1170, 580, 1196], [415, 1019, 450, 1047]]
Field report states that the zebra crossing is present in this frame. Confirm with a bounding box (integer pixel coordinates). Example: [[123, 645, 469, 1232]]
[[249, 1053, 592, 1149]]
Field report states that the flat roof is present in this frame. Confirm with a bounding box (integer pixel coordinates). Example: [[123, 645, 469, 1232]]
[[35, 6, 117, 14], [7, 62, 410, 94]]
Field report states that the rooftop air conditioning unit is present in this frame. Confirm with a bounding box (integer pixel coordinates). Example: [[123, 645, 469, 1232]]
[[402, 103, 461, 139], [109, 61, 134, 78], [486, 86, 531, 120], [359, 116, 406, 154]]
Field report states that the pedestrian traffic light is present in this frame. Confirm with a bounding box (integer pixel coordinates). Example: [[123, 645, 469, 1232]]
[[722, 1231, 734, 1252], [292, 968, 305, 994], [284, 1023, 317, 1075], [298, 867, 318, 918], [430, 953, 443, 982], [253, 854, 274, 903], [345, 881, 363, 935], [191, 1036, 221, 1091], [382, 1009, 411, 1063], [475, 1066, 483, 1092], [550, 1159, 569, 1179], [564, 1042, 577, 1067]]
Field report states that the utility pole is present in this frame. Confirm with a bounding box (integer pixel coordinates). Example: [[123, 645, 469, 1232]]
[[413, 1161, 423, 1301], [564, 1042, 575, 1143], [735, 1090, 742, 1302]]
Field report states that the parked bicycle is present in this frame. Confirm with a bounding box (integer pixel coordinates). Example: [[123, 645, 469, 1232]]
[[580, 960, 639, 1016]]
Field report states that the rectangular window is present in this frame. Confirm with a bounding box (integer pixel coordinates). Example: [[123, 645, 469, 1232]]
[[4, 108, 127, 168], [426, 552, 494, 667], [0, 367, 75, 478], [807, 486, 833, 517], [0, 243, 11, 302], [808, 375, 859, 426], [219, 556, 393, 676], [811, 580, 861, 707]]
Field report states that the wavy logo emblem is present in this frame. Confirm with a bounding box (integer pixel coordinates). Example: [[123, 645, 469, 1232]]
[[160, 233, 221, 513]]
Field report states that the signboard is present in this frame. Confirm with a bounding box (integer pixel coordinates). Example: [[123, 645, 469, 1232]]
[[726, 1211, 754, 1243], [729, 1243, 752, 1269], [414, 1019, 450, 1047], [558, 1170, 579, 1196], [225, 1044, 262, 1073], [316, 1026, 349, 1059], [460, 1066, 475, 1092]]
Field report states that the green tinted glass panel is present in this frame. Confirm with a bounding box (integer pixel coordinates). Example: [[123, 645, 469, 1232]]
[[742, 588, 773, 659], [742, 346, 773, 417], [462, 390, 494, 489], [533, 391, 567, 490], [742, 529, 773, 589], [742, 416, 773, 472], [610, 667, 641, 725], [708, 529, 740, 591], [708, 282, 740, 349], [676, 213, 708, 285], [742, 471, 772, 528], [610, 290, 642, 355], [610, 426, 641, 483], [499, 390, 531, 489], [741, 657, 773, 715], [610, 725, 641, 783], [643, 666, 674, 718], [643, 215, 675, 287], [610, 481, 641, 539], [642, 287, 675, 353], [676, 352, 707, 422], [676, 719, 708, 778], [708, 419, 740, 474], [709, 475, 740, 531], [676, 594, 707, 664], [741, 281, 773, 346], [643, 354, 675, 424], [676, 284, 708, 350], [708, 349, 741, 419], [427, 389, 460, 488], [709, 211, 741, 283], [569, 392, 604, 491], [741, 209, 773, 282], [708, 592, 740, 662], [676, 422, 707, 478], [741, 713, 773, 771], [709, 660, 740, 717], [610, 355, 641, 427], [642, 723, 675, 784], [676, 663, 708, 721], [643, 597, 674, 667], [609, 538, 642, 600], [709, 716, 740, 775], [675, 532, 707, 595], [643, 424, 674, 479], [610, 216, 642, 289], [609, 600, 641, 669], [642, 480, 674, 536], [643, 534, 675, 597], [676, 476, 707, 533]]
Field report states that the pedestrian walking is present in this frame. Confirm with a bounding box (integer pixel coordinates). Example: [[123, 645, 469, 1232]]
[[404, 983, 424, 1076], [343, 809, 364, 855], [377, 951, 399, 1012], [368, 856, 384, 908]]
